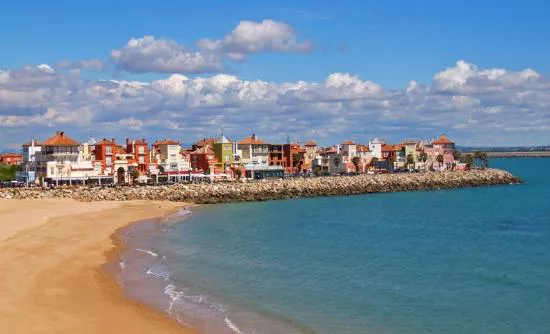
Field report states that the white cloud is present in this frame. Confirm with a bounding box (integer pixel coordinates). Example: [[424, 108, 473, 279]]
[[198, 19, 313, 60], [111, 36, 223, 74], [1, 60, 550, 146], [111, 19, 313, 74]]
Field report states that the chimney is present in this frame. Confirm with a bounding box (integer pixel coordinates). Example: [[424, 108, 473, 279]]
[[60, 131, 65, 137], [112, 138, 116, 144], [126, 138, 130, 146], [252, 133, 257, 140]]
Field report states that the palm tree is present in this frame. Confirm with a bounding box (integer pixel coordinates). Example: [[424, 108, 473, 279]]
[[473, 151, 489, 169], [460, 153, 474, 168], [369, 157, 378, 169], [130, 169, 140, 184], [406, 154, 414, 167], [352, 156, 361, 175], [419, 152, 428, 162], [436, 154, 444, 168]]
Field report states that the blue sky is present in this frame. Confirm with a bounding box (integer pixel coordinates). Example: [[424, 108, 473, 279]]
[[1, 0, 550, 149]]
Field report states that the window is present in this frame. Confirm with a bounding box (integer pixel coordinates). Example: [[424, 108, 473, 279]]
[[106, 146, 112, 154], [138, 146, 144, 154], [138, 156, 145, 164], [106, 157, 112, 166]]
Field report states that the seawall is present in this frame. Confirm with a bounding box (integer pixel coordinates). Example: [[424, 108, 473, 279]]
[[0, 169, 520, 203]]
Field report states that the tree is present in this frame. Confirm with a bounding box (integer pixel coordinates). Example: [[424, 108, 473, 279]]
[[205, 167, 211, 175], [453, 150, 462, 161], [436, 154, 444, 167], [406, 154, 414, 166], [333, 156, 341, 167], [0, 163, 18, 182], [419, 152, 428, 163], [130, 169, 140, 183], [473, 151, 489, 169], [158, 165, 165, 174], [235, 168, 242, 180], [352, 156, 361, 175], [369, 157, 378, 169], [460, 153, 474, 168]]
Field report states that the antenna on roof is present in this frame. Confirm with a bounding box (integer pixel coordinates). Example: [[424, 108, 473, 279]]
[[286, 135, 291, 144]]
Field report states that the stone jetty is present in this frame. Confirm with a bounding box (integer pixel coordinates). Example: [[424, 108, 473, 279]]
[[0, 169, 520, 203]]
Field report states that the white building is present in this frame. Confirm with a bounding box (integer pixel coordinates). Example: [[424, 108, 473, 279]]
[[368, 138, 384, 159], [237, 134, 270, 167], [34, 131, 100, 185], [153, 139, 190, 173]]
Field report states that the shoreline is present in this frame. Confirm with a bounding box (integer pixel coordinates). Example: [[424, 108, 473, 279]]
[[0, 199, 195, 334]]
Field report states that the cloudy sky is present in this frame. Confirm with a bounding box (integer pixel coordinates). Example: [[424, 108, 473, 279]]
[[1, 0, 550, 150]]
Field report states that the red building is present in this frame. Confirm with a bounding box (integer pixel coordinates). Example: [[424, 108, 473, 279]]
[[269, 144, 287, 168], [126, 138, 150, 173], [0, 153, 23, 165], [94, 138, 117, 175], [189, 145, 217, 172]]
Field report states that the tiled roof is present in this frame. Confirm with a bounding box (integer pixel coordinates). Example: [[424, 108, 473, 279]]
[[238, 136, 265, 145], [433, 134, 454, 145], [96, 138, 117, 145], [42, 131, 79, 146], [22, 140, 41, 147], [195, 137, 216, 147], [342, 140, 355, 145], [114, 146, 128, 155], [304, 140, 317, 147], [381, 144, 395, 152], [356, 144, 370, 152], [154, 139, 180, 145], [192, 145, 215, 155]]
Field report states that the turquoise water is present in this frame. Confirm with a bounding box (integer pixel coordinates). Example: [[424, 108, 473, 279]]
[[128, 159, 550, 333]]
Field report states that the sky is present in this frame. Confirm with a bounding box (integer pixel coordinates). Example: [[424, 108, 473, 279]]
[[1, 0, 550, 150]]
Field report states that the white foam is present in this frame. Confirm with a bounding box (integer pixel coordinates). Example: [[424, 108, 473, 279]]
[[146, 267, 170, 280], [135, 248, 159, 257], [224, 317, 244, 334]]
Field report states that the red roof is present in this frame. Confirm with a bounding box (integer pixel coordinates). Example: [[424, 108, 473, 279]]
[[356, 144, 370, 152], [304, 140, 317, 147], [381, 144, 395, 152], [238, 136, 265, 145], [342, 140, 354, 145], [192, 145, 215, 155], [433, 134, 454, 145], [195, 137, 217, 147], [96, 138, 117, 145], [154, 139, 180, 145], [22, 140, 41, 147], [42, 131, 79, 146]]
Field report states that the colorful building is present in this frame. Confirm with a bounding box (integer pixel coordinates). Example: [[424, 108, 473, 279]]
[[0, 153, 23, 165]]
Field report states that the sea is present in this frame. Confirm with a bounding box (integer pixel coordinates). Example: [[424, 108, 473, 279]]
[[114, 158, 550, 333]]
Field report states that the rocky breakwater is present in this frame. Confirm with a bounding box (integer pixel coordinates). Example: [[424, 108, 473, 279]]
[[0, 169, 520, 203]]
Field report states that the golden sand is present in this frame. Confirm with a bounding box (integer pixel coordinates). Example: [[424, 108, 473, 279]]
[[0, 199, 194, 334]]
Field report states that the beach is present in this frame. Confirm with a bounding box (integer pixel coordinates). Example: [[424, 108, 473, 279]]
[[0, 199, 194, 334]]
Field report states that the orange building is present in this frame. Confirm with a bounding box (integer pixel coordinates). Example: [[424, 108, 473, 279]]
[[94, 138, 117, 175], [126, 138, 150, 173], [0, 153, 23, 165]]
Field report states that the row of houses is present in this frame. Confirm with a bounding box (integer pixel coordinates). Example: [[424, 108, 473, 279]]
[[10, 131, 460, 185]]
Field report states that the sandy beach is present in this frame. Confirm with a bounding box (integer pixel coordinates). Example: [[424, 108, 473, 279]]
[[0, 199, 194, 334]]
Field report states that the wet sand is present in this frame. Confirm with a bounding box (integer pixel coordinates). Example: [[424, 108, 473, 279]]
[[0, 199, 194, 334]]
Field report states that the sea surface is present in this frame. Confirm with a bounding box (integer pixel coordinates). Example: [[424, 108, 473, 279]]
[[116, 158, 550, 333]]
